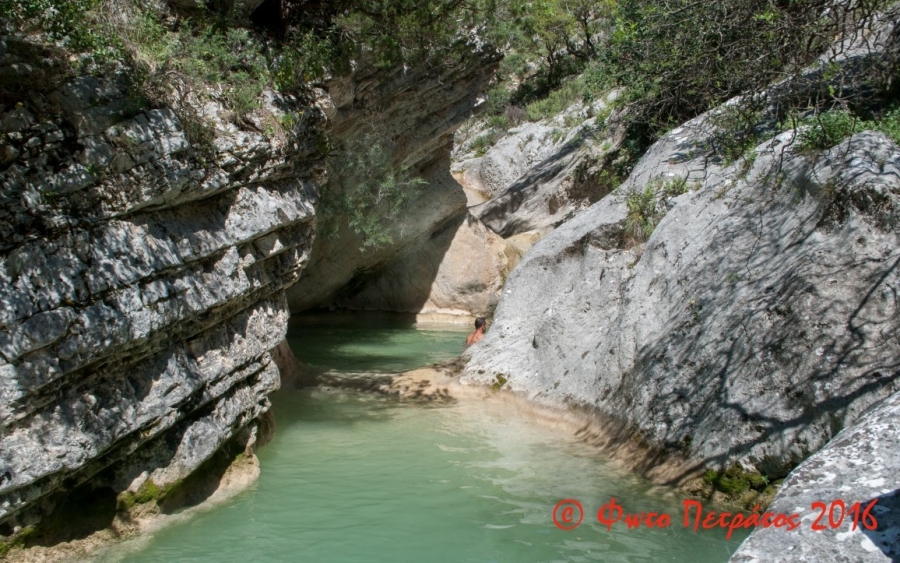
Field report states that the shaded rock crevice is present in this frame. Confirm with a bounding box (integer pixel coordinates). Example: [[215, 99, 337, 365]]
[[286, 48, 503, 317]]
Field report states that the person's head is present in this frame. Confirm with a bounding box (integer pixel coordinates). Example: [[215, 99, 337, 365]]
[[474, 317, 486, 331]]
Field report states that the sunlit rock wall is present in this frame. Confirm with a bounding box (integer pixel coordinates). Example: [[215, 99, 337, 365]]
[[0, 54, 325, 527]]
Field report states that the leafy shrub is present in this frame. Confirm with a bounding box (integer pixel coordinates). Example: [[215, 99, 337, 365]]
[[324, 133, 427, 250], [798, 110, 865, 150], [703, 465, 770, 496], [624, 175, 690, 243], [875, 107, 900, 145], [625, 185, 659, 243], [708, 104, 765, 163], [605, 0, 892, 138], [272, 29, 336, 91], [497, 51, 529, 81], [300, 0, 497, 69], [485, 84, 513, 116], [0, 0, 110, 52], [523, 73, 589, 121], [661, 176, 689, 198], [496, 0, 613, 94], [798, 105, 900, 150], [486, 114, 512, 131], [470, 130, 503, 157], [798, 107, 900, 150]]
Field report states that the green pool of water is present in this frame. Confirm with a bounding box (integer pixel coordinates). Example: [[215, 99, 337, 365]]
[[284, 314, 469, 372], [107, 317, 748, 562]]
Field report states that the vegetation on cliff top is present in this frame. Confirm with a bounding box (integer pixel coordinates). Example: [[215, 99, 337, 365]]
[[470, 0, 899, 168], [0, 0, 500, 85], [5, 0, 897, 157], [0, 0, 501, 129], [1, 0, 499, 247], [4, 0, 898, 247]]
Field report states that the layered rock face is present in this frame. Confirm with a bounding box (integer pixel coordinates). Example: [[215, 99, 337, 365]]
[[286, 50, 503, 317], [455, 92, 623, 239], [0, 58, 325, 528], [462, 124, 900, 478]]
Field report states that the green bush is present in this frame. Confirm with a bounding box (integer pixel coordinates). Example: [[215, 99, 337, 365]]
[[523, 73, 588, 121], [605, 0, 893, 140], [470, 130, 503, 157], [272, 29, 336, 91], [798, 110, 865, 150], [324, 133, 427, 250], [5, 0, 498, 113], [875, 107, 900, 144], [485, 84, 513, 116], [623, 175, 691, 243], [798, 107, 900, 150], [498, 51, 529, 81], [323, 0, 499, 68], [661, 176, 689, 198], [625, 185, 659, 243], [708, 104, 765, 163], [497, 0, 612, 91], [486, 114, 512, 132], [126, 18, 269, 117], [703, 465, 770, 496]]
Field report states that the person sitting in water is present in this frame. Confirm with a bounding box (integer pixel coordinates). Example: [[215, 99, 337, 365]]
[[466, 317, 487, 347]]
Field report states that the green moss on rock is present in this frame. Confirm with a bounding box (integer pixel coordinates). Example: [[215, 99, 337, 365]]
[[703, 464, 770, 497], [116, 478, 182, 512], [0, 526, 37, 558]]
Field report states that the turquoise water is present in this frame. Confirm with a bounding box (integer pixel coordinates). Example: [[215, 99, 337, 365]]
[[284, 314, 469, 372], [110, 317, 748, 562]]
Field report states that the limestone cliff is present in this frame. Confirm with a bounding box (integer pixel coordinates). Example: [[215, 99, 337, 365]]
[[461, 11, 900, 485], [458, 4, 900, 477], [286, 51, 502, 316], [0, 48, 325, 536], [463, 123, 900, 478], [0, 17, 501, 544]]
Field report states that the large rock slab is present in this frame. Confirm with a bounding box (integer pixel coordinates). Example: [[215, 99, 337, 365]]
[[458, 94, 623, 238], [462, 129, 900, 478], [729, 388, 900, 562]]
